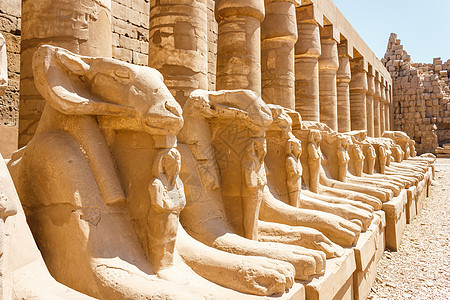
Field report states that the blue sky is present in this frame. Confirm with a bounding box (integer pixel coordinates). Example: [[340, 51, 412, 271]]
[[332, 0, 450, 64]]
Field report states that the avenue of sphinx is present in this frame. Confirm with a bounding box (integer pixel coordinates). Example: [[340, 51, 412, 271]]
[[0, 0, 435, 299]]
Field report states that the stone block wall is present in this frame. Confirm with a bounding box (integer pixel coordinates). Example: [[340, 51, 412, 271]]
[[0, 0, 20, 127], [111, 0, 150, 66], [383, 33, 450, 154]]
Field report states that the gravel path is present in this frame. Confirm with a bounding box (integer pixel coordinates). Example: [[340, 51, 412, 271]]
[[368, 158, 450, 300]]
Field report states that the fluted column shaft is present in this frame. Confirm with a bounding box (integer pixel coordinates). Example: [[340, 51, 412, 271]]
[[366, 69, 375, 137], [261, 0, 297, 109], [216, 0, 265, 94], [336, 42, 352, 132], [318, 26, 339, 131], [20, 0, 112, 147], [373, 75, 381, 137], [349, 57, 368, 131], [294, 5, 321, 121], [149, 0, 208, 106]]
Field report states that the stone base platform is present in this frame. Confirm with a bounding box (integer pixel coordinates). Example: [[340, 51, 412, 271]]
[[415, 175, 428, 216], [268, 283, 305, 300], [436, 144, 450, 158], [382, 189, 407, 251], [352, 211, 386, 300], [406, 186, 417, 223], [302, 249, 356, 300]]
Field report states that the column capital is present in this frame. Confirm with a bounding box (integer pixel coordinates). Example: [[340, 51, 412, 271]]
[[367, 64, 375, 77], [367, 66, 375, 95], [350, 56, 368, 73], [215, 0, 265, 21], [262, 0, 298, 42], [350, 57, 368, 93], [320, 24, 340, 43], [337, 40, 353, 59], [380, 78, 387, 103], [296, 4, 323, 26], [374, 72, 381, 100]]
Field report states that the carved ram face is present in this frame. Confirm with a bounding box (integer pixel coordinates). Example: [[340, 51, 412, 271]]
[[32, 45, 183, 136]]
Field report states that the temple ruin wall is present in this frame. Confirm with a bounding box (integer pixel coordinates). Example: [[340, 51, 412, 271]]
[[383, 33, 450, 154]]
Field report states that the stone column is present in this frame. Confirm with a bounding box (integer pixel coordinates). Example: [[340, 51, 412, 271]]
[[385, 84, 391, 131], [294, 4, 322, 121], [366, 66, 375, 137], [336, 40, 352, 132], [20, 0, 112, 147], [215, 0, 265, 94], [380, 78, 386, 135], [148, 0, 208, 107], [373, 72, 381, 137], [349, 57, 368, 131], [318, 25, 339, 131], [261, 0, 297, 109]]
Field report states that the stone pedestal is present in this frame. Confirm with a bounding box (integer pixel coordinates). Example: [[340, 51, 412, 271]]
[[318, 26, 339, 131], [337, 41, 352, 132], [148, 0, 208, 106], [349, 57, 368, 131], [353, 211, 386, 300], [415, 173, 429, 215], [261, 0, 298, 109], [366, 68, 375, 137], [406, 186, 417, 224], [303, 249, 356, 300], [294, 4, 321, 121], [271, 283, 306, 300], [20, 0, 112, 147], [382, 189, 408, 251], [215, 0, 265, 94]]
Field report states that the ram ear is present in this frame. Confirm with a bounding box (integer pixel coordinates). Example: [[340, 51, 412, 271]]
[[32, 45, 133, 116]]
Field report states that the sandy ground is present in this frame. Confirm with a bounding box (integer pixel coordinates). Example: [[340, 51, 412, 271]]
[[368, 158, 450, 300]]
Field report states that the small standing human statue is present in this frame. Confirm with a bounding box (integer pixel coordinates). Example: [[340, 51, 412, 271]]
[[377, 144, 388, 174], [350, 143, 365, 177], [337, 136, 351, 182], [241, 138, 267, 240], [409, 140, 417, 158], [307, 130, 322, 193], [285, 138, 302, 208], [364, 144, 377, 174], [147, 148, 186, 273]]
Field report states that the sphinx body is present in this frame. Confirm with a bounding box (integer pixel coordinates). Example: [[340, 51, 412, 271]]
[[7, 46, 302, 298]]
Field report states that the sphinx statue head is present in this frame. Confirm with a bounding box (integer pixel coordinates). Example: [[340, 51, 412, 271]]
[[8, 46, 198, 298], [33, 45, 183, 140]]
